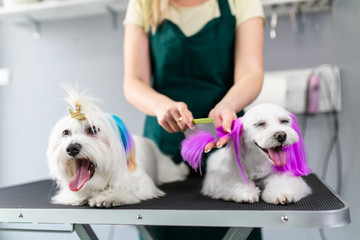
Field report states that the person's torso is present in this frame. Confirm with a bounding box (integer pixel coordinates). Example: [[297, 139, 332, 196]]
[[144, 0, 237, 165]]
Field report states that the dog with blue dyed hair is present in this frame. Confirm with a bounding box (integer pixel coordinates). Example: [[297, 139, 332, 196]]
[[47, 85, 189, 207]]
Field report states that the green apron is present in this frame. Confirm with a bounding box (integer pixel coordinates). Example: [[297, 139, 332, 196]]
[[142, 1, 263, 239], [144, 0, 236, 165]]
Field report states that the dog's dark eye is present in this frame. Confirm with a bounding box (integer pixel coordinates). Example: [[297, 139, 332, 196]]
[[62, 130, 71, 137], [254, 122, 266, 128], [87, 126, 99, 135], [280, 119, 290, 124]]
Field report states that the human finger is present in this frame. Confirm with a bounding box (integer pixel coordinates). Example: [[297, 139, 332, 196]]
[[175, 115, 188, 132], [168, 117, 182, 132], [216, 107, 235, 132], [169, 108, 186, 132], [204, 141, 217, 153], [177, 102, 194, 129], [216, 135, 232, 148], [160, 120, 174, 133], [158, 112, 180, 133], [222, 115, 234, 133]]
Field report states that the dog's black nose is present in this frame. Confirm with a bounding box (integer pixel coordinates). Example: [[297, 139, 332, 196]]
[[274, 131, 287, 143], [66, 143, 82, 157]]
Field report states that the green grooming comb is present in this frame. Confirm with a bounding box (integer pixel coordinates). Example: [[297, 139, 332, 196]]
[[186, 118, 218, 140]]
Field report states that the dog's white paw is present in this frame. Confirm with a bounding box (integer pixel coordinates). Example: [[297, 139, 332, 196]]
[[262, 190, 298, 205], [88, 198, 127, 208], [88, 189, 141, 208], [52, 198, 87, 206], [51, 191, 87, 206], [273, 193, 294, 205], [232, 185, 260, 203], [261, 175, 312, 204]]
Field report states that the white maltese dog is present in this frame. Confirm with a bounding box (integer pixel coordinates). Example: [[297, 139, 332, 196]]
[[47, 86, 189, 207], [181, 103, 312, 204]]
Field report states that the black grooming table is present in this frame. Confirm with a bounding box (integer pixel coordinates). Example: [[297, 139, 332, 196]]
[[0, 174, 351, 240]]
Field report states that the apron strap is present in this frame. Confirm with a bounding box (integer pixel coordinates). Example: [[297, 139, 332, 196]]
[[218, 0, 232, 16]]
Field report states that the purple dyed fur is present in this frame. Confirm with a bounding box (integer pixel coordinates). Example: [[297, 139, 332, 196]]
[[181, 118, 247, 181], [229, 118, 249, 183], [181, 131, 215, 173], [273, 113, 311, 176]]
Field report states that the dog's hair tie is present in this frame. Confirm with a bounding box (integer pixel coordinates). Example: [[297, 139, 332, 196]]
[[68, 105, 86, 120]]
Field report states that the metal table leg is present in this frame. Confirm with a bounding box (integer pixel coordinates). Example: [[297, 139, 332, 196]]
[[222, 227, 253, 240], [74, 224, 99, 240]]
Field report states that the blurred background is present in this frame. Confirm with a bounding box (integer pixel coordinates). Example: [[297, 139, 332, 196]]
[[0, 0, 358, 239]]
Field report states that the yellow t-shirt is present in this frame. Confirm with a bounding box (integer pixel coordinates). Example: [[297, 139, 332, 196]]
[[123, 0, 265, 36]]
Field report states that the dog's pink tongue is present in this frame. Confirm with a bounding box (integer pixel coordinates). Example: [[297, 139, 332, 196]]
[[268, 148, 287, 167], [68, 159, 90, 192]]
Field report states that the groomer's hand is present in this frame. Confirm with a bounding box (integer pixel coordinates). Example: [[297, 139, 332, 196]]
[[155, 100, 194, 133], [205, 102, 237, 152]]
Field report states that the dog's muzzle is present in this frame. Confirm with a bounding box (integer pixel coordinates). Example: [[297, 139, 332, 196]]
[[274, 131, 287, 144], [66, 143, 82, 157], [65, 143, 96, 191], [255, 142, 287, 167], [67, 157, 96, 192]]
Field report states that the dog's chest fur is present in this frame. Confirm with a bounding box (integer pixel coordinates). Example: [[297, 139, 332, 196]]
[[209, 144, 273, 183], [240, 142, 274, 182]]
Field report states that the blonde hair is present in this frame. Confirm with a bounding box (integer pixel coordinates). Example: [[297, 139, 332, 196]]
[[139, 0, 170, 32]]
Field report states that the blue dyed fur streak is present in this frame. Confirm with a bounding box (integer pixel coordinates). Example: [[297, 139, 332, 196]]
[[111, 115, 134, 154]]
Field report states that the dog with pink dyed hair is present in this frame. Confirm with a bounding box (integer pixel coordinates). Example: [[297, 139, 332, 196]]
[[181, 103, 312, 204]]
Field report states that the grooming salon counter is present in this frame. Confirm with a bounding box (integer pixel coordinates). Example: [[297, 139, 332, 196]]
[[0, 174, 351, 240]]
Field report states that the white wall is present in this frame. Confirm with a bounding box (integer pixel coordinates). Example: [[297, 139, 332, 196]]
[[0, 0, 359, 239], [0, 13, 144, 239]]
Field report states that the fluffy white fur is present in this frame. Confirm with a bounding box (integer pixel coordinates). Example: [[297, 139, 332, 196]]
[[47, 87, 189, 207], [201, 103, 312, 204]]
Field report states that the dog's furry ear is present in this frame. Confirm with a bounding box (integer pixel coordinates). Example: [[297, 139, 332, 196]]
[[181, 131, 215, 173], [181, 124, 233, 173], [230, 118, 248, 183], [274, 113, 311, 176], [180, 118, 248, 182], [111, 115, 137, 171]]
